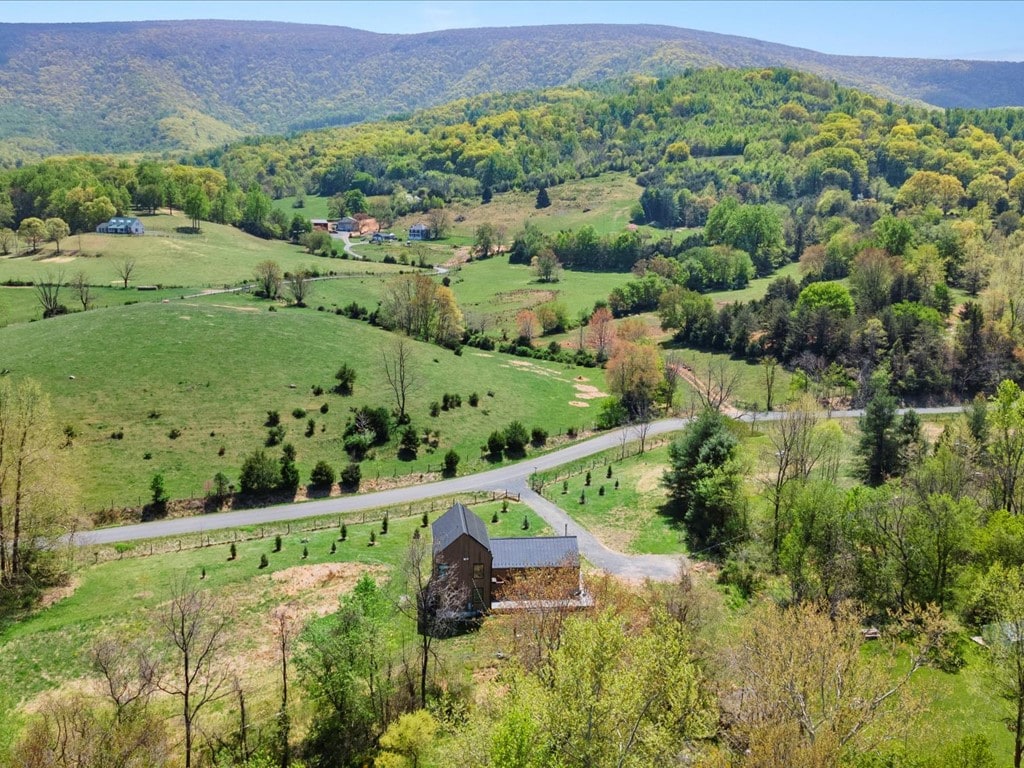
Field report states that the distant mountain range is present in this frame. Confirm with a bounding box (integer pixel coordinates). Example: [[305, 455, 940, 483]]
[[1, 20, 1023, 157]]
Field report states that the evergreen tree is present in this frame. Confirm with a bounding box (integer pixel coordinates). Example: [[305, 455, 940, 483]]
[[857, 371, 901, 486], [535, 187, 551, 209]]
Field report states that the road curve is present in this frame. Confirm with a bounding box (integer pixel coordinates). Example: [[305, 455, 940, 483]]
[[68, 405, 965, 559]]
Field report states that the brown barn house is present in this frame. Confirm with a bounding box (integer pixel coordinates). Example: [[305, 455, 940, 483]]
[[431, 502, 581, 613]]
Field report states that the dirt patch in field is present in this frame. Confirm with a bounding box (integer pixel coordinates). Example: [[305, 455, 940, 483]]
[[569, 400, 590, 408], [38, 576, 81, 609], [473, 352, 494, 358], [36, 255, 76, 264], [573, 383, 608, 400], [588, 508, 641, 551], [442, 246, 473, 268], [502, 358, 570, 381], [270, 562, 385, 606], [635, 466, 667, 494]]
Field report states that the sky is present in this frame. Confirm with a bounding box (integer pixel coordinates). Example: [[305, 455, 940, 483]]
[[2, 1, 1023, 62]]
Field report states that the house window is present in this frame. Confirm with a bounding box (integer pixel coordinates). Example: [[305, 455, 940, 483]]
[[437, 563, 450, 578], [473, 563, 484, 579]]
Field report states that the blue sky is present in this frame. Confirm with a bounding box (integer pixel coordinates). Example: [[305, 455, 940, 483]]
[[2, 1, 1023, 61]]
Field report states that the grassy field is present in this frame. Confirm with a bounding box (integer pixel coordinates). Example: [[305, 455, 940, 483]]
[[2, 298, 612, 510], [540, 441, 687, 555]]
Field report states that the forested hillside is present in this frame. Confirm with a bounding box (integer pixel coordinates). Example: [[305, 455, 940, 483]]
[[2, 20, 1024, 158]]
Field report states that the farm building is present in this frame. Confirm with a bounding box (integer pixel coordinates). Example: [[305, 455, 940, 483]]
[[431, 502, 581, 612], [96, 216, 144, 235], [336, 216, 358, 232], [408, 222, 430, 240], [311, 219, 330, 232]]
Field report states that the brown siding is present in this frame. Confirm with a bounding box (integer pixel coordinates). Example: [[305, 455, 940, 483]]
[[436, 533, 491, 610], [492, 565, 580, 602]]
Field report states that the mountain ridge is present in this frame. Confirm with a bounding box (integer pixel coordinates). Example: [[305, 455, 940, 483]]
[[2, 20, 1024, 158]]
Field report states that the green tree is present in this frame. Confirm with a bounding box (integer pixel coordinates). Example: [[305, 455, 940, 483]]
[[240, 184, 272, 237], [253, 259, 282, 299], [182, 185, 210, 232], [18, 217, 46, 250], [44, 217, 70, 253], [535, 187, 550, 209], [474, 222, 497, 258], [664, 409, 745, 554], [989, 379, 1024, 515], [377, 710, 438, 768], [857, 372, 901, 486], [334, 362, 357, 395]]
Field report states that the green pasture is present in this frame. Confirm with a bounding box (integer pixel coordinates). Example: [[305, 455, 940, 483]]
[[2, 299, 606, 510]]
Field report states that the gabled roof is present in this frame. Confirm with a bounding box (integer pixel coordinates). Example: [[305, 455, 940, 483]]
[[490, 536, 579, 569], [432, 502, 490, 554]]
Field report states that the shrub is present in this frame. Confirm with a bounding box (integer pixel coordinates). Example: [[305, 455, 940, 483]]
[[531, 427, 548, 447], [309, 460, 336, 488], [110, 429, 124, 440], [399, 424, 419, 459], [266, 425, 286, 447], [229, 542, 236, 560], [502, 499, 509, 513], [340, 523, 348, 541], [340, 462, 361, 491], [562, 480, 568, 494], [607, 465, 613, 478], [492, 511, 499, 523], [302, 546, 308, 560], [344, 406, 391, 445], [422, 511, 429, 527], [147, 410, 160, 419], [274, 534, 282, 552], [344, 432, 372, 460], [312, 384, 324, 396], [369, 530, 377, 546], [504, 421, 529, 456], [150, 473, 169, 506], [585, 470, 592, 486], [334, 363, 357, 395], [430, 401, 441, 417], [320, 402, 329, 414], [442, 450, 460, 477], [382, 512, 389, 535], [143, 452, 152, 460], [266, 410, 281, 427], [292, 407, 307, 419], [469, 392, 479, 407], [615, 479, 620, 490], [240, 449, 280, 494], [487, 431, 505, 458], [330, 541, 336, 554], [580, 489, 586, 504], [259, 554, 269, 569], [599, 485, 605, 496], [522, 515, 530, 530], [305, 418, 316, 437], [218, 446, 226, 456]]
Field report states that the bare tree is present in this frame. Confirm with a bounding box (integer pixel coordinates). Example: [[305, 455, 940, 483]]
[[116, 257, 136, 290], [762, 355, 780, 411], [0, 227, 15, 255], [271, 604, 298, 767], [661, 353, 682, 413], [91, 637, 157, 723], [71, 270, 92, 311], [398, 537, 468, 707], [287, 268, 313, 306], [427, 207, 450, 240], [693, 358, 740, 412], [382, 336, 416, 423], [35, 269, 65, 318], [157, 581, 231, 768], [498, 564, 586, 672]]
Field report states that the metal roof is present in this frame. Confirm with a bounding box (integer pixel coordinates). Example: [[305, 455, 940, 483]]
[[432, 502, 490, 554], [490, 537, 579, 569]]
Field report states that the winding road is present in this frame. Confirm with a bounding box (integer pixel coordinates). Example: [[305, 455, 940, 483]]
[[67, 406, 965, 581]]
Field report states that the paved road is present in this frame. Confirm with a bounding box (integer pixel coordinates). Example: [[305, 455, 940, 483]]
[[68, 405, 965, 578]]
